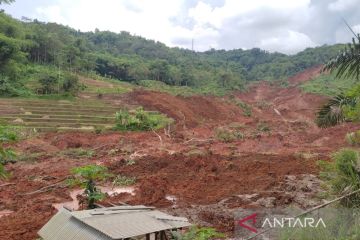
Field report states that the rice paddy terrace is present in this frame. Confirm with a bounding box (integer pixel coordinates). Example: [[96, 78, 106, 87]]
[[0, 98, 118, 132]]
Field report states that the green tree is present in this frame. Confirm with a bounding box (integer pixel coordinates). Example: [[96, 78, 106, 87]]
[[69, 165, 111, 209], [38, 73, 58, 94], [150, 60, 170, 83]]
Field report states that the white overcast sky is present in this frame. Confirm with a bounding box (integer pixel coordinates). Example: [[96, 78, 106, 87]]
[[2, 0, 360, 54]]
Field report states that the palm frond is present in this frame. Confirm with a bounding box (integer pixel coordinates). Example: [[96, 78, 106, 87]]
[[316, 94, 357, 128], [323, 34, 360, 80]]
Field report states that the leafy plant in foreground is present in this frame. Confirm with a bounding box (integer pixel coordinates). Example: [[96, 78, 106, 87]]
[[317, 34, 360, 127], [318, 149, 360, 208], [0, 124, 18, 178], [68, 165, 112, 209]]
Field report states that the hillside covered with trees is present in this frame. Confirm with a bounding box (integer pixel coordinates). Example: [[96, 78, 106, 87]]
[[0, 9, 344, 96]]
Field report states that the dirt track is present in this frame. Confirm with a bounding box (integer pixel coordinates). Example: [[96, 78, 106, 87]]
[[1, 67, 359, 239]]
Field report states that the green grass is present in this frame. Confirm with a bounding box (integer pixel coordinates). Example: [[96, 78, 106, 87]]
[[279, 209, 360, 240], [301, 73, 358, 96], [59, 148, 95, 159], [80, 72, 133, 94], [137, 80, 229, 96]]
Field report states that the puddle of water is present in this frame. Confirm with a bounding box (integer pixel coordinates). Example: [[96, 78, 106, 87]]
[[100, 186, 135, 197], [52, 189, 83, 211], [52, 187, 135, 211], [0, 210, 14, 218]]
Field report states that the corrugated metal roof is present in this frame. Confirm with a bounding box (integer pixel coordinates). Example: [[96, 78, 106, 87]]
[[71, 205, 154, 219], [78, 211, 175, 239], [38, 208, 113, 240], [39, 206, 191, 240]]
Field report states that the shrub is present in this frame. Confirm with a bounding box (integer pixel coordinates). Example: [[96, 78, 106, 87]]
[[0, 163, 9, 179], [0, 124, 18, 178], [215, 127, 244, 143], [112, 175, 136, 186], [62, 73, 79, 93], [115, 107, 172, 131], [256, 100, 271, 110], [38, 72, 80, 95], [228, 98, 252, 117], [172, 226, 225, 240], [346, 130, 360, 146], [0, 124, 18, 164], [38, 73, 59, 94], [257, 122, 270, 132], [318, 149, 360, 208], [0, 74, 29, 96]]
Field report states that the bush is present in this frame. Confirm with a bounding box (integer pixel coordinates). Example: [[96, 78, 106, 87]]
[[115, 107, 172, 131], [257, 122, 270, 132], [112, 175, 136, 186], [37, 71, 80, 95], [0, 124, 18, 164], [172, 226, 225, 240], [62, 73, 79, 93], [0, 74, 29, 96], [215, 127, 244, 142], [0, 124, 18, 179], [232, 99, 252, 117], [318, 149, 360, 207], [346, 130, 360, 146], [0, 163, 9, 179]]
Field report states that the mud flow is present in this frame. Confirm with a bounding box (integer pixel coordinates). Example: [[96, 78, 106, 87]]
[[0, 67, 358, 239]]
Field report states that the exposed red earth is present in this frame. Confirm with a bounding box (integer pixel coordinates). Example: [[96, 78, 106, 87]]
[[1, 67, 358, 239]]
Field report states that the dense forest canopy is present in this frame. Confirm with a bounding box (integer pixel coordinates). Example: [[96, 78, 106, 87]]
[[0, 10, 345, 96]]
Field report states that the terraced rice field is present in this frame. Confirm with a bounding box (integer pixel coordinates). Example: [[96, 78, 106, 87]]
[[0, 98, 118, 132]]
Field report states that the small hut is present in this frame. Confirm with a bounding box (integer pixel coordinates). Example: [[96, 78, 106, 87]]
[[38, 205, 191, 240]]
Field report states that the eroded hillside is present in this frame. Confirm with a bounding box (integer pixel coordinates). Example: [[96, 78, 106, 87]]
[[0, 67, 358, 239]]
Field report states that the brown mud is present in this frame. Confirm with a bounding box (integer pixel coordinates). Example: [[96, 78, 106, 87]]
[[0, 67, 358, 239]]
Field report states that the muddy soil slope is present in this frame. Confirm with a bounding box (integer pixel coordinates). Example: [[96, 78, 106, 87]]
[[0, 67, 358, 239]]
